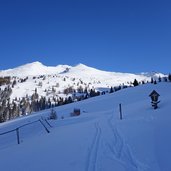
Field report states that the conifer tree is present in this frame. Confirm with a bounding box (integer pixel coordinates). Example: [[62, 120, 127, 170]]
[[151, 78, 154, 84], [154, 80, 157, 84], [158, 76, 161, 82], [133, 79, 139, 86], [168, 74, 171, 82], [109, 87, 114, 93]]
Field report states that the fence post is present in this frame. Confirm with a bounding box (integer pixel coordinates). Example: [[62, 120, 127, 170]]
[[119, 103, 122, 120], [44, 119, 53, 128], [39, 119, 50, 133], [16, 128, 20, 144]]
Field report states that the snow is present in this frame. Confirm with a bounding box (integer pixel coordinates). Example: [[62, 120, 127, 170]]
[[0, 82, 171, 171], [0, 61, 166, 102], [0, 61, 165, 80], [0, 61, 71, 77], [140, 72, 166, 79]]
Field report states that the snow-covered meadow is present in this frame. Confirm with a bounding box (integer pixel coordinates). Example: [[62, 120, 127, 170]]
[[0, 82, 170, 171]]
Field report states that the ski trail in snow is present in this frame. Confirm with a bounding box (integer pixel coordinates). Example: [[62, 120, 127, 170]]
[[107, 114, 149, 171], [85, 122, 101, 171]]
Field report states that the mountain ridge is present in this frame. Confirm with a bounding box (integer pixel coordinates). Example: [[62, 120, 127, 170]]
[[0, 61, 167, 104], [0, 61, 166, 78]]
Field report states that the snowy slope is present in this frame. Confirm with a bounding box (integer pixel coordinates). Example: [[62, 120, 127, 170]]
[[0, 62, 166, 102], [63, 63, 152, 87], [0, 82, 171, 171]]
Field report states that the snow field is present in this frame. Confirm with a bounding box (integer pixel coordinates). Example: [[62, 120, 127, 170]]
[[0, 82, 171, 171]]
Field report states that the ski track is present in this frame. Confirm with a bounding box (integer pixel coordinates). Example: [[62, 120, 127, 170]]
[[85, 122, 101, 171], [107, 114, 149, 171]]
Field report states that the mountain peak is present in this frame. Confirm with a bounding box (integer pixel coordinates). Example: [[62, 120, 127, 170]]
[[20, 61, 45, 69], [74, 63, 92, 69], [0, 61, 69, 77], [27, 61, 43, 66], [75, 63, 87, 67]]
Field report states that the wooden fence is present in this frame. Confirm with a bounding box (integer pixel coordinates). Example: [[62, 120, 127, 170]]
[[0, 118, 52, 145]]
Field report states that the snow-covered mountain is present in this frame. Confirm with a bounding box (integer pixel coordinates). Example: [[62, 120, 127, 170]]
[[0, 61, 165, 78], [0, 61, 71, 77], [0, 82, 171, 171], [0, 61, 166, 102]]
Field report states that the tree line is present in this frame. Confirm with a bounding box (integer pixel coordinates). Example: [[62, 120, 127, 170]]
[[0, 74, 170, 123]]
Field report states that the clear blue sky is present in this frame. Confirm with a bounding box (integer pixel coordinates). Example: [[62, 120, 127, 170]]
[[0, 0, 170, 73]]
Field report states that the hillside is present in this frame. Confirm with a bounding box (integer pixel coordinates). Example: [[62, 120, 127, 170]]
[[0, 82, 171, 171], [0, 62, 165, 100], [0, 62, 167, 123]]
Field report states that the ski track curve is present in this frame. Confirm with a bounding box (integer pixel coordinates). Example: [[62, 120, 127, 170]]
[[107, 114, 149, 171], [85, 122, 101, 171]]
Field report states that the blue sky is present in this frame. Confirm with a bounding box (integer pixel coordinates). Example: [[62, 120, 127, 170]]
[[0, 0, 170, 73]]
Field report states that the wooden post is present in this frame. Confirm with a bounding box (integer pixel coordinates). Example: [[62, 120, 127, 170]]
[[119, 103, 122, 120], [16, 128, 20, 144], [39, 119, 50, 133]]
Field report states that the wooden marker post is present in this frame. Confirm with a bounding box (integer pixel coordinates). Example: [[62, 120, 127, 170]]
[[119, 103, 122, 120], [16, 128, 20, 144]]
